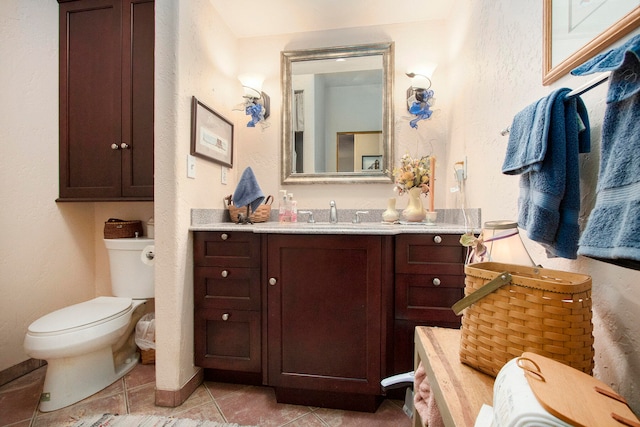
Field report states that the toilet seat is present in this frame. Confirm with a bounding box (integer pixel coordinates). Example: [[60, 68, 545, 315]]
[[27, 296, 133, 336]]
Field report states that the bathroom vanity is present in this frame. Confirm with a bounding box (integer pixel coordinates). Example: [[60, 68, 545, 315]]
[[192, 219, 472, 412]]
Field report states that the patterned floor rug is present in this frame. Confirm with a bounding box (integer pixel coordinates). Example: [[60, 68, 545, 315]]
[[72, 414, 254, 427]]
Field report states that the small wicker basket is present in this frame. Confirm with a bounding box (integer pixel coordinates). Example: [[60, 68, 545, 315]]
[[140, 348, 155, 365], [453, 262, 593, 377], [104, 219, 143, 239], [226, 195, 273, 223]]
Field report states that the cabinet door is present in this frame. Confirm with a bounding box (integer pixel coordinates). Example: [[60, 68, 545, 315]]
[[59, 0, 122, 199], [266, 234, 383, 395], [58, 0, 154, 200], [121, 0, 154, 198]]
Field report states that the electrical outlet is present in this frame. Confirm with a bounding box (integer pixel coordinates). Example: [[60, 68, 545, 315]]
[[221, 167, 228, 185], [187, 154, 196, 179]]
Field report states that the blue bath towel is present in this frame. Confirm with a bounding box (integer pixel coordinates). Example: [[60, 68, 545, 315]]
[[572, 34, 640, 268], [503, 89, 590, 259], [233, 167, 264, 213]]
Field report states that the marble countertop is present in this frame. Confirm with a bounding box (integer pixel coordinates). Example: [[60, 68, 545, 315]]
[[190, 208, 480, 235]]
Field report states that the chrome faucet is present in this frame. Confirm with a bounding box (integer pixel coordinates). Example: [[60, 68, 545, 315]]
[[298, 210, 315, 223], [329, 201, 338, 223], [352, 211, 369, 223]]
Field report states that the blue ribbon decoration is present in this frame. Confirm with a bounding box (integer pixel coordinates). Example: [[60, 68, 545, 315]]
[[245, 102, 265, 127], [408, 89, 435, 129]]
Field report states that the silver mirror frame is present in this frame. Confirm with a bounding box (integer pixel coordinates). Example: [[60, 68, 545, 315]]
[[281, 42, 394, 184]]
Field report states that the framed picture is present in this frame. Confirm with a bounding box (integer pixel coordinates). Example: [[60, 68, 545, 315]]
[[543, 1, 640, 85], [362, 155, 383, 171], [190, 96, 234, 167]]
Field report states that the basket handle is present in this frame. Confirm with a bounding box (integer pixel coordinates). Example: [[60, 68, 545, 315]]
[[452, 271, 512, 315]]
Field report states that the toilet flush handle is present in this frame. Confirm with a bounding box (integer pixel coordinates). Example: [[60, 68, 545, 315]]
[[145, 250, 154, 260]]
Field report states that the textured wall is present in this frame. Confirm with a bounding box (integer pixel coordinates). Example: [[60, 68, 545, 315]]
[[446, 0, 640, 412]]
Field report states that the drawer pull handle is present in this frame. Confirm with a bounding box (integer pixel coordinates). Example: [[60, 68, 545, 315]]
[[222, 313, 229, 321], [221, 233, 228, 240], [120, 142, 130, 149], [433, 278, 441, 286], [433, 235, 442, 244], [111, 143, 120, 150], [221, 270, 228, 278], [269, 278, 277, 286]]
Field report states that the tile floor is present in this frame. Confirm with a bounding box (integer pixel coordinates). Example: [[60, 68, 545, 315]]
[[0, 364, 411, 427]]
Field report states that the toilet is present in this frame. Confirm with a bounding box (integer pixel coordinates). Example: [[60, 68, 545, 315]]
[[24, 237, 155, 412]]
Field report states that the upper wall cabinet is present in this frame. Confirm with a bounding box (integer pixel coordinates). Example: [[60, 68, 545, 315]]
[[57, 0, 154, 201]]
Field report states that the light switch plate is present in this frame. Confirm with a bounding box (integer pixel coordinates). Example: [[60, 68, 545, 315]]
[[187, 154, 196, 179], [221, 167, 228, 184]]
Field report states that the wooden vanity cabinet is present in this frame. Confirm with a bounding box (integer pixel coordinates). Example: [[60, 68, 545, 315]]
[[393, 234, 465, 373], [57, 0, 154, 201], [265, 234, 394, 412], [193, 232, 262, 382]]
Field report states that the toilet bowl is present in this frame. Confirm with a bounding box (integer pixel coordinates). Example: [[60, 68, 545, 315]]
[[23, 237, 154, 412]]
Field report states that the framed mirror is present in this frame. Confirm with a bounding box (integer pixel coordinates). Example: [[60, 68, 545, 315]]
[[543, 1, 640, 85], [281, 42, 394, 184]]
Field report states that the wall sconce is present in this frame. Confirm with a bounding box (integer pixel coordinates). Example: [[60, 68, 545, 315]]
[[406, 64, 437, 129], [238, 74, 270, 128]]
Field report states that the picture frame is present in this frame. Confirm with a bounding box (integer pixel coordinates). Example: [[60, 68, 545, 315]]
[[362, 155, 383, 171], [190, 96, 234, 167], [543, 1, 640, 85]]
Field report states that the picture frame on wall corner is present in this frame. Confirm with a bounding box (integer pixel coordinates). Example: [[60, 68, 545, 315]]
[[190, 96, 234, 167]]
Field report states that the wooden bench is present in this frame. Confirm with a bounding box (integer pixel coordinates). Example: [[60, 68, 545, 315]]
[[413, 327, 494, 427]]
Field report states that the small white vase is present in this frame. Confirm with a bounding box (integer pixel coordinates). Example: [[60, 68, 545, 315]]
[[382, 198, 399, 222], [402, 187, 426, 222]]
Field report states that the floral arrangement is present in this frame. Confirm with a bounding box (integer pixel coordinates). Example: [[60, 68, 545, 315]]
[[392, 154, 432, 196]]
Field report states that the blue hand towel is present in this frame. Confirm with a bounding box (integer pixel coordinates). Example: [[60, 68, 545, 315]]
[[233, 167, 264, 213], [573, 34, 640, 268], [502, 91, 563, 175], [503, 89, 590, 259]]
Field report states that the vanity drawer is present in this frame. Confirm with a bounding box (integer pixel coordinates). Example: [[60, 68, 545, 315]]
[[395, 234, 465, 275], [194, 231, 260, 268], [395, 273, 464, 321], [194, 266, 260, 311], [194, 307, 261, 372]]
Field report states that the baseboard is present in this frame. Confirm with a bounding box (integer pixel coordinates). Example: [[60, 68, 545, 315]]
[[155, 367, 203, 407], [0, 358, 46, 387]]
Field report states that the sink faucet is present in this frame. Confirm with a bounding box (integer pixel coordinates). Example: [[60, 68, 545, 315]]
[[298, 210, 315, 223], [329, 201, 338, 223], [352, 211, 369, 223]]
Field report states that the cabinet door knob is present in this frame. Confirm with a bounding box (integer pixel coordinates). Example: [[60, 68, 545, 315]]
[[221, 270, 228, 278], [111, 143, 120, 150], [269, 278, 277, 286], [433, 235, 442, 244], [221, 233, 228, 240], [222, 313, 229, 321], [120, 142, 130, 149], [432, 278, 441, 286]]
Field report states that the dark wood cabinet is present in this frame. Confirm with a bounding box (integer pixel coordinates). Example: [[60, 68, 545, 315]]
[[193, 232, 262, 380], [265, 234, 394, 412], [58, 0, 154, 201], [393, 234, 465, 373], [192, 230, 465, 410]]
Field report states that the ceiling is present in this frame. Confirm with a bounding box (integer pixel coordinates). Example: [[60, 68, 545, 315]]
[[209, 0, 454, 39]]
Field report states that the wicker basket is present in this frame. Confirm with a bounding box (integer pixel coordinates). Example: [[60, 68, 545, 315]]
[[226, 195, 273, 223], [453, 262, 593, 377], [104, 219, 143, 239], [140, 348, 155, 365]]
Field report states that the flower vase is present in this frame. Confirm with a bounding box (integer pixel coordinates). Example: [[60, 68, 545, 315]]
[[382, 198, 399, 222], [402, 187, 426, 222]]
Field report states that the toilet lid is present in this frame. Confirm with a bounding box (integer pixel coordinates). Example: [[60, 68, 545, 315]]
[[28, 297, 133, 334]]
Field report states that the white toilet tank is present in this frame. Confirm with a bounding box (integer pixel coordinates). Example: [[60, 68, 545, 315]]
[[104, 238, 154, 298]]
